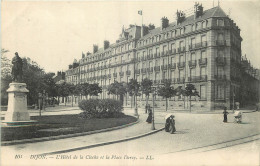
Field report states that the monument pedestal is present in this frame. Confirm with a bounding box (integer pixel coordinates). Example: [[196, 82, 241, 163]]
[[3, 82, 37, 126]]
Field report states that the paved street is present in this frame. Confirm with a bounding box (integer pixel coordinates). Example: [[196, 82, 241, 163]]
[[1, 107, 259, 166]]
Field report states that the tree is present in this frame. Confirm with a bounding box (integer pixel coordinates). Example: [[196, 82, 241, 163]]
[[88, 83, 102, 98], [1, 49, 12, 105], [74, 84, 83, 103], [80, 83, 90, 99], [57, 82, 70, 106], [141, 78, 153, 113], [185, 84, 200, 112], [157, 79, 175, 112], [127, 79, 140, 114], [108, 81, 127, 101], [42, 72, 57, 105], [22, 57, 45, 105]]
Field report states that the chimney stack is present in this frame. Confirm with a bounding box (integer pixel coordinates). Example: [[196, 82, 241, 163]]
[[93, 45, 98, 54], [82, 52, 85, 58], [86, 52, 91, 56], [194, 2, 203, 19], [176, 10, 186, 25], [104, 40, 110, 50], [161, 17, 169, 30], [148, 24, 155, 30]]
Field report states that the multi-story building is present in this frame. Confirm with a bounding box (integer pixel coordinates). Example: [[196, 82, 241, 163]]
[[65, 4, 259, 110], [65, 59, 80, 85]]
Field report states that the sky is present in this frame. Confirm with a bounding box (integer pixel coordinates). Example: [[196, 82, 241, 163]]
[[1, 0, 260, 73]]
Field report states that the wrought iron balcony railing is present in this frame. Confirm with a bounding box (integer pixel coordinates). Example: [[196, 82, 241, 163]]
[[199, 58, 207, 66]]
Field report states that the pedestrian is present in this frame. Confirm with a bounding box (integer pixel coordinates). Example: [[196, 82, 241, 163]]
[[165, 114, 176, 134], [223, 107, 229, 123], [146, 105, 152, 123]]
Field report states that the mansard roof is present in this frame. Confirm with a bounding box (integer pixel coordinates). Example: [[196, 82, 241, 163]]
[[140, 6, 228, 40]]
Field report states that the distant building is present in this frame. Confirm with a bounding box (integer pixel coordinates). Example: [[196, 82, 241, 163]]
[[65, 3, 260, 110], [53, 71, 65, 84], [65, 59, 80, 85]]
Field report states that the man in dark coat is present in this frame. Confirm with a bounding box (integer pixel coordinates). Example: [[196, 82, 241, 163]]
[[223, 107, 229, 123]]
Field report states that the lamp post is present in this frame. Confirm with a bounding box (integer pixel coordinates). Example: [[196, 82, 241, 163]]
[[134, 87, 138, 116], [151, 86, 157, 130], [190, 89, 195, 112]]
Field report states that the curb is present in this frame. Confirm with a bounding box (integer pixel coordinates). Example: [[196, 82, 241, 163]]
[[1, 118, 139, 146], [39, 127, 165, 155]]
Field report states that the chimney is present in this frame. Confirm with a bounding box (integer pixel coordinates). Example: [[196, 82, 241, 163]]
[[61, 72, 65, 79], [86, 52, 91, 56], [69, 65, 72, 69], [142, 25, 149, 36], [82, 52, 85, 58], [57, 71, 61, 76], [148, 24, 155, 30], [104, 40, 110, 50], [93, 44, 98, 54], [161, 17, 169, 30], [176, 10, 186, 25], [194, 3, 203, 19]]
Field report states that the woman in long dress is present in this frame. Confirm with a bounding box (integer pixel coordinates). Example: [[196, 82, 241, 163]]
[[146, 107, 152, 123]]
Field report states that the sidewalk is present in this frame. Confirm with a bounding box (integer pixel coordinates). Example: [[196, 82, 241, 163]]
[[1, 105, 81, 118], [1, 109, 165, 156]]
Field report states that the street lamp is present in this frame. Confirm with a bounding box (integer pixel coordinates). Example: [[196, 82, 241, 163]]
[[151, 86, 157, 130], [190, 89, 196, 112], [134, 86, 138, 116]]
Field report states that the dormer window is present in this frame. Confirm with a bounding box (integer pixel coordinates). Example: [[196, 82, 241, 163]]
[[217, 19, 224, 26], [202, 20, 207, 28], [171, 31, 175, 37]]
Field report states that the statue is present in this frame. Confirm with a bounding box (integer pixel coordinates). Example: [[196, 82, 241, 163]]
[[11, 52, 23, 82]]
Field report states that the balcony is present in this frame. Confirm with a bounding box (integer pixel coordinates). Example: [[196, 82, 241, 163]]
[[199, 58, 207, 66], [141, 68, 146, 73], [126, 70, 131, 75], [215, 40, 226, 46], [231, 76, 241, 82], [188, 76, 198, 82], [177, 62, 186, 69], [188, 60, 197, 68], [161, 51, 169, 57], [189, 42, 207, 50], [154, 66, 160, 72], [178, 47, 186, 53], [169, 49, 176, 55], [200, 75, 207, 81], [154, 53, 160, 58], [119, 72, 124, 77], [147, 54, 153, 60], [161, 65, 167, 70], [147, 67, 153, 73], [135, 69, 140, 75], [113, 73, 117, 77], [168, 63, 176, 70], [169, 78, 176, 83], [215, 75, 226, 80], [176, 77, 185, 83], [101, 75, 107, 79], [216, 57, 226, 66]]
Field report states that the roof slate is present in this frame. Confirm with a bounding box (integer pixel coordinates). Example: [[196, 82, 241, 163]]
[[140, 6, 227, 40]]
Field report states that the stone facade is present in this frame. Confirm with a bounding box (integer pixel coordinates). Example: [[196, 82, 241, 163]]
[[65, 4, 259, 110]]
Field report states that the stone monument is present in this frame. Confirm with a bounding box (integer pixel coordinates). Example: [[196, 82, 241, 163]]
[[3, 52, 35, 126]]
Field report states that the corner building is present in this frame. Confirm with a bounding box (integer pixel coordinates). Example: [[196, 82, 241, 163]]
[[66, 4, 259, 110]]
